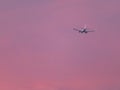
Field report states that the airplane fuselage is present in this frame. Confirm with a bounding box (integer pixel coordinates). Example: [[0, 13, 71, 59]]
[[79, 29, 88, 33]]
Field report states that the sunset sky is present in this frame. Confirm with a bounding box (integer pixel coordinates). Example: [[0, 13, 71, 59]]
[[0, 0, 120, 90]]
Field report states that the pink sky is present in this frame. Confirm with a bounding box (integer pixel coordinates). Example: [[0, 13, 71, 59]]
[[0, 0, 120, 90]]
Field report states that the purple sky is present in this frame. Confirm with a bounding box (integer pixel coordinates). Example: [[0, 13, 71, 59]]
[[0, 0, 120, 90]]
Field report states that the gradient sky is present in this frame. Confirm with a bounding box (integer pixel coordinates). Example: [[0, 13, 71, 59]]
[[0, 0, 120, 90]]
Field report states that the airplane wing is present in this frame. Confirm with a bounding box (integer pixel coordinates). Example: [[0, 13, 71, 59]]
[[87, 30, 95, 32], [73, 28, 80, 31]]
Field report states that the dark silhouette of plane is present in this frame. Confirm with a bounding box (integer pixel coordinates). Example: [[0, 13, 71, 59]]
[[73, 24, 95, 33]]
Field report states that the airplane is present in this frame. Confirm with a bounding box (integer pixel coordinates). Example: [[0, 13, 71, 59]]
[[73, 24, 95, 33]]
